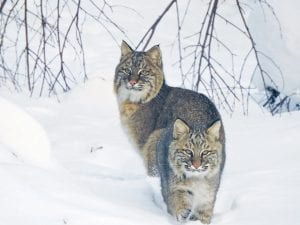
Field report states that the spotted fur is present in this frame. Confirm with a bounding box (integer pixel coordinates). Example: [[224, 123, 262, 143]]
[[157, 119, 225, 224], [114, 41, 225, 223], [114, 42, 163, 104], [114, 40, 225, 179]]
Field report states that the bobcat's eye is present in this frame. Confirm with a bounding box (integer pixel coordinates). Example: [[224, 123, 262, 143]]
[[201, 150, 210, 156], [120, 67, 131, 76], [138, 70, 149, 79], [118, 71, 127, 77], [184, 149, 194, 157], [126, 69, 132, 75], [138, 69, 144, 76]]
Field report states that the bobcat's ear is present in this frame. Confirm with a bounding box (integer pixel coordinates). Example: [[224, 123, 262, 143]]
[[173, 119, 190, 140], [146, 45, 162, 67], [121, 40, 133, 59], [207, 120, 221, 140]]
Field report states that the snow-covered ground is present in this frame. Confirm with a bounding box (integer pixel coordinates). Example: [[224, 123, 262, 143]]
[[0, 78, 299, 225], [1, 1, 300, 225]]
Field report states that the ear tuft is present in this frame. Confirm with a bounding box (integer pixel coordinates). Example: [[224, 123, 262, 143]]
[[121, 40, 133, 59], [207, 120, 221, 140], [173, 119, 190, 140], [146, 45, 162, 67]]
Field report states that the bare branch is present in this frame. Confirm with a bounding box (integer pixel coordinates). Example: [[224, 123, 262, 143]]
[[136, 0, 177, 51], [24, 0, 32, 92], [0, 0, 130, 96], [0, 0, 8, 14]]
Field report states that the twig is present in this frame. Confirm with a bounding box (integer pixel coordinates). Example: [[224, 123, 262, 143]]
[[136, 0, 177, 51], [0, 0, 8, 13], [24, 0, 32, 92]]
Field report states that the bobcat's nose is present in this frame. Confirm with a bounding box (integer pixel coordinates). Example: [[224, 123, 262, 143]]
[[129, 79, 138, 86], [192, 160, 201, 169]]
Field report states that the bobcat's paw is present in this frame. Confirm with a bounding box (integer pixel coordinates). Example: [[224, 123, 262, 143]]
[[175, 208, 192, 223], [199, 212, 212, 224]]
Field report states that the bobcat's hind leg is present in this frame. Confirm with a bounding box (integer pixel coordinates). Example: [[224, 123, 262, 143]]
[[141, 129, 164, 176]]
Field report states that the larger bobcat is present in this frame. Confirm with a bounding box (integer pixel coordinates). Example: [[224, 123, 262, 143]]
[[114, 41, 225, 223], [114, 40, 225, 174]]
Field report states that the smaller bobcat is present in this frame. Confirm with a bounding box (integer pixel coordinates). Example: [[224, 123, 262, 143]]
[[157, 119, 224, 224]]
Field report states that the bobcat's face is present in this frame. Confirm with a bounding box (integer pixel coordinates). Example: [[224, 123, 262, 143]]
[[169, 119, 222, 178], [114, 41, 164, 103]]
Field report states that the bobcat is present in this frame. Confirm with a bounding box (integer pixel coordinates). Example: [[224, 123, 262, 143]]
[[157, 119, 224, 224], [114, 40, 224, 173], [114, 41, 225, 223]]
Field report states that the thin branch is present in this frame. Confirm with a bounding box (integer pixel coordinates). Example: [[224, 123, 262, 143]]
[[136, 0, 177, 51], [24, 0, 32, 92], [195, 0, 219, 91], [0, 0, 8, 13], [236, 0, 267, 90]]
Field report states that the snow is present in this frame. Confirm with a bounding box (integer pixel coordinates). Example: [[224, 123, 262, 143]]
[[1, 1, 300, 225], [0, 97, 52, 168], [0, 80, 168, 225], [248, 0, 300, 108], [1, 78, 299, 225]]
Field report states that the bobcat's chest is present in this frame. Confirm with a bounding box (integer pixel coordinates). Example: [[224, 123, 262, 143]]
[[118, 101, 142, 147], [179, 178, 216, 208], [119, 101, 140, 119], [118, 100, 158, 149], [192, 180, 214, 206]]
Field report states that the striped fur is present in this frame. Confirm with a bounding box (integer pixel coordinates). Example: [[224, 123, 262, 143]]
[[157, 120, 225, 224], [114, 41, 225, 223], [114, 42, 164, 104]]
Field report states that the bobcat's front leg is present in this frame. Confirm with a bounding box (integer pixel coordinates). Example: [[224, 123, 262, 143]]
[[167, 189, 193, 222], [191, 206, 213, 224]]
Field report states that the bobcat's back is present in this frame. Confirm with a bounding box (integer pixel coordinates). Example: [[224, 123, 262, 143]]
[[157, 87, 222, 132]]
